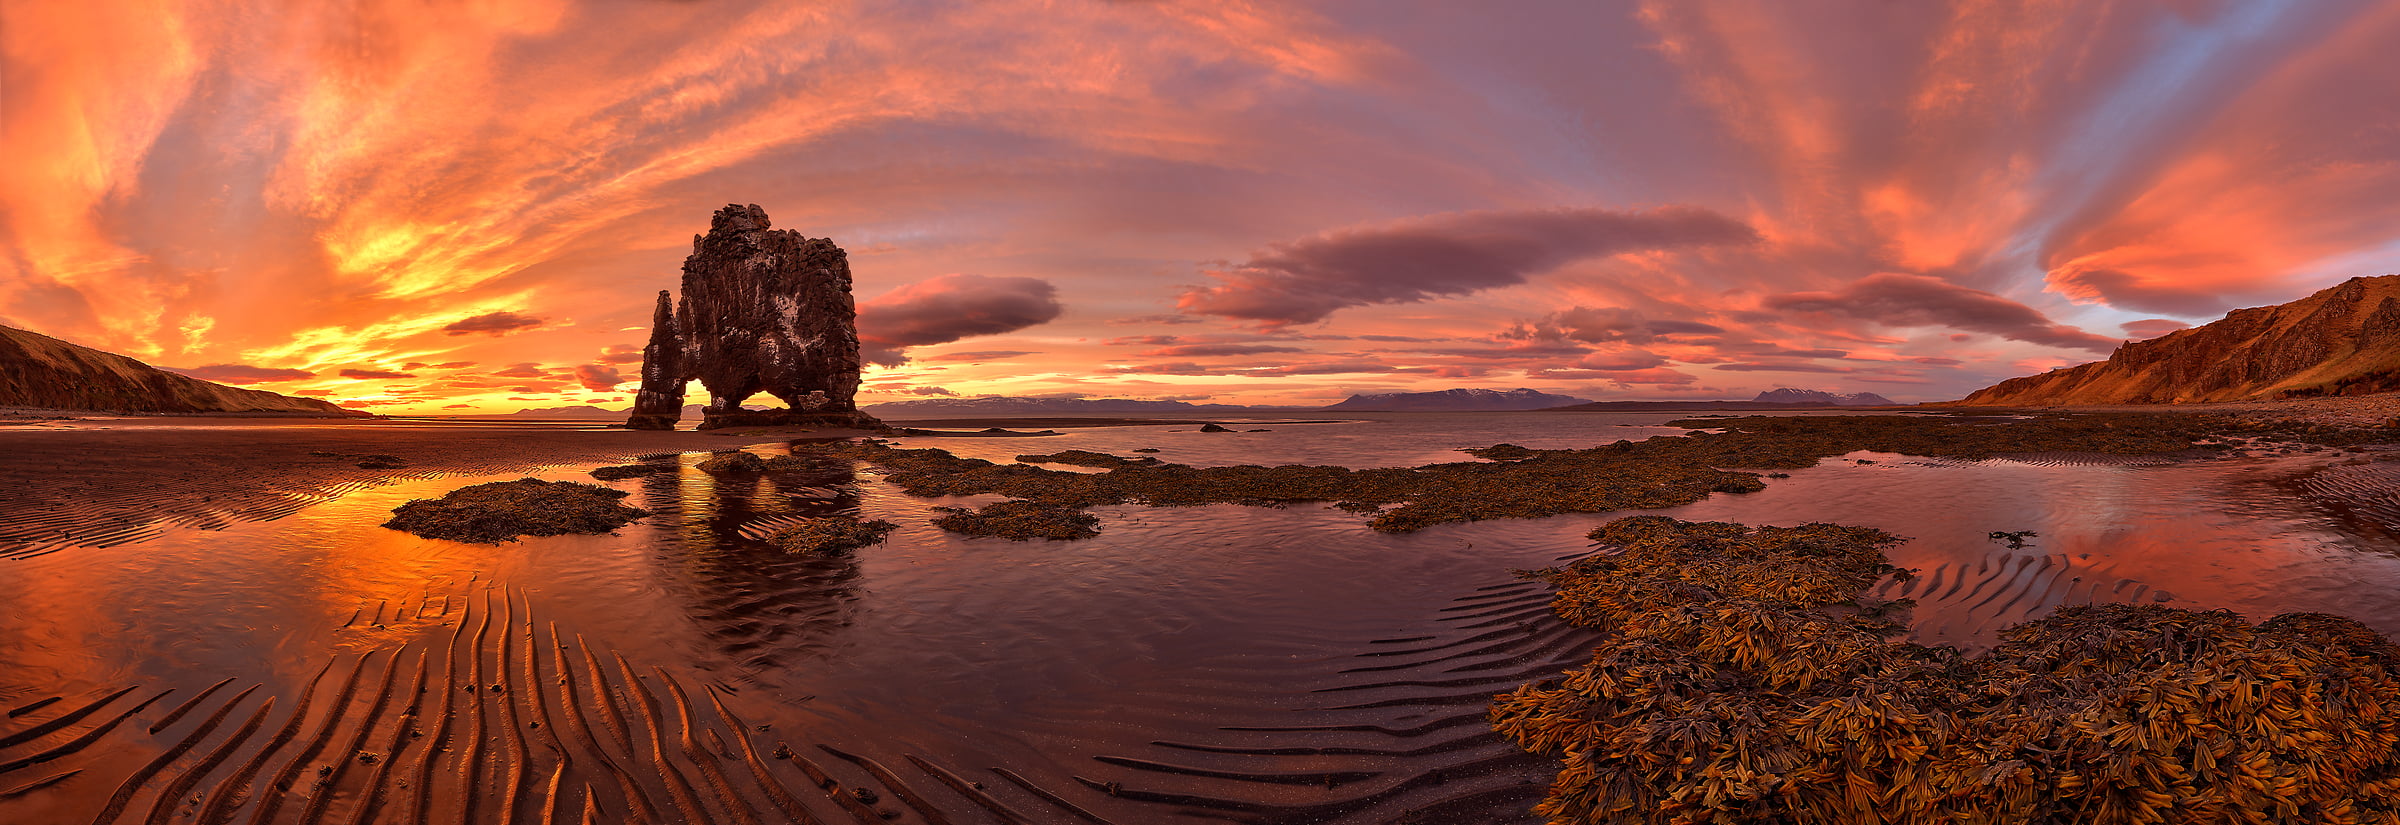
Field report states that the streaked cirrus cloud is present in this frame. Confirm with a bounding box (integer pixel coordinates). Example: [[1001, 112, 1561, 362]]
[[1175, 207, 1758, 326]]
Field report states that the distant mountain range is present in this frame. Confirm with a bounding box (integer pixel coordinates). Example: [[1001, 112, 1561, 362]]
[[1751, 388, 1896, 406], [1545, 388, 1899, 413], [0, 325, 359, 416], [525, 387, 1903, 418], [1322, 388, 1593, 411], [501, 404, 698, 419], [861, 397, 1292, 416], [1960, 275, 2400, 404]]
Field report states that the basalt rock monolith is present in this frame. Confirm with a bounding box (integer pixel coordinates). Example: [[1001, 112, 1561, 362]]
[[627, 290, 686, 430], [626, 204, 883, 431]]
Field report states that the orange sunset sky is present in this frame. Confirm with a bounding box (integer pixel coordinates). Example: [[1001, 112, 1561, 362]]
[[6, 0, 2400, 413]]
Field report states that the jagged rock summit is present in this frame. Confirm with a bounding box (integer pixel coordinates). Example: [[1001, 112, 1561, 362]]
[[0, 325, 358, 416], [1751, 388, 1896, 406], [1958, 274, 2400, 405], [628, 204, 882, 431]]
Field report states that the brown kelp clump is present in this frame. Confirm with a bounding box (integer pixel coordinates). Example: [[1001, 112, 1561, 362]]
[[767, 517, 897, 553], [1492, 516, 2400, 825], [383, 479, 650, 543], [933, 500, 1101, 540]]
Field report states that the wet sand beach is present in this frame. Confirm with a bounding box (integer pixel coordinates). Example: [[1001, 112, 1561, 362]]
[[6, 410, 2400, 823]]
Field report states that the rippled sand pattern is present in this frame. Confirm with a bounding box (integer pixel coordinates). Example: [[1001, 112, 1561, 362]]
[[1873, 550, 2173, 641], [2290, 459, 2400, 538], [0, 563, 1601, 824], [1054, 557, 1603, 824], [0, 585, 1120, 825]]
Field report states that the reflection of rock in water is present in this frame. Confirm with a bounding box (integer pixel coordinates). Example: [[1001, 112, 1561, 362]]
[[633, 448, 870, 669]]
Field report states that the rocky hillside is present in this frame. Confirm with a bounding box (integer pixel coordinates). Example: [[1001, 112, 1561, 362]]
[[0, 325, 357, 415], [1324, 388, 1593, 412], [1959, 275, 2400, 405]]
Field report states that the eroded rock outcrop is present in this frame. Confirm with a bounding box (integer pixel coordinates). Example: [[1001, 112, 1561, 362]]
[[1958, 275, 2400, 405], [628, 204, 882, 431]]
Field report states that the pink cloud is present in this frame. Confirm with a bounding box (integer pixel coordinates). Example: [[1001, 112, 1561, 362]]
[[572, 364, 623, 391], [858, 274, 1063, 365], [442, 311, 545, 336], [2121, 319, 2191, 340], [1765, 274, 2117, 353]]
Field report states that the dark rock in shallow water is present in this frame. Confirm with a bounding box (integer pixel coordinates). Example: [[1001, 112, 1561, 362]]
[[383, 479, 648, 543], [1014, 450, 1161, 469], [590, 463, 673, 481], [355, 454, 407, 469], [1197, 423, 1233, 433], [695, 451, 767, 473], [932, 500, 1100, 540], [627, 204, 883, 432]]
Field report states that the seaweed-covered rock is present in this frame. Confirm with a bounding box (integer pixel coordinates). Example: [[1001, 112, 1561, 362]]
[[695, 451, 767, 473], [1197, 423, 1233, 433], [1463, 443, 1537, 461], [767, 517, 897, 553], [932, 500, 1100, 540], [1491, 516, 2400, 825], [1014, 450, 1161, 469], [383, 479, 649, 543], [591, 463, 673, 481]]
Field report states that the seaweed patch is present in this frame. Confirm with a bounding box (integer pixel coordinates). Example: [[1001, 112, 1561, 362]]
[[932, 500, 1101, 540], [383, 479, 649, 543], [1490, 516, 2400, 824], [767, 517, 898, 553]]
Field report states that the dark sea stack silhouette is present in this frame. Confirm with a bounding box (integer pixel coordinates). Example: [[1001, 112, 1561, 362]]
[[627, 204, 882, 431], [0, 324, 358, 416], [1960, 274, 2400, 405], [626, 290, 686, 429]]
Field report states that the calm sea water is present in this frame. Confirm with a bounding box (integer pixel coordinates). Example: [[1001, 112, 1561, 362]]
[[3, 411, 2397, 823]]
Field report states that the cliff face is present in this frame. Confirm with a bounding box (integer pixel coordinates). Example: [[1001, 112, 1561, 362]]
[[0, 326, 358, 415], [629, 204, 878, 430], [1959, 275, 2400, 405]]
